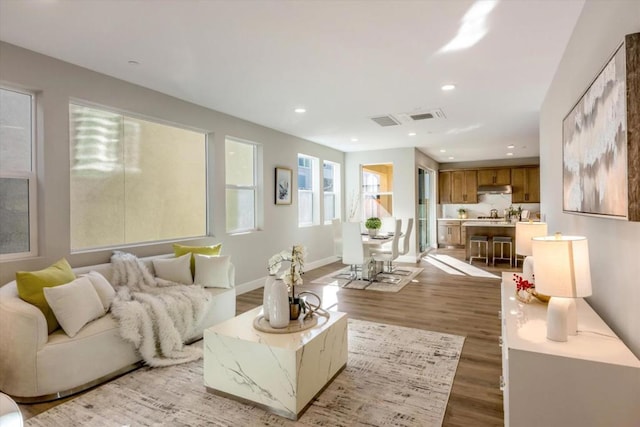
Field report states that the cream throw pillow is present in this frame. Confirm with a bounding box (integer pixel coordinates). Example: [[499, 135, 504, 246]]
[[194, 254, 231, 288], [152, 253, 193, 285], [43, 276, 106, 338], [82, 271, 116, 311]]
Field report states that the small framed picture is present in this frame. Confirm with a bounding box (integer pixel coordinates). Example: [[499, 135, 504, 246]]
[[275, 167, 292, 205]]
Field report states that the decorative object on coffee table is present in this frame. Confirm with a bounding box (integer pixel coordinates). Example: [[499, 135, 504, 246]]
[[262, 275, 276, 321], [267, 244, 308, 321], [267, 279, 289, 328]]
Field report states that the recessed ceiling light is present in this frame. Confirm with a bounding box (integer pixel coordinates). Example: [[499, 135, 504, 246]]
[[351, 138, 359, 142], [294, 107, 306, 114], [506, 152, 514, 156], [408, 132, 417, 136], [128, 60, 140, 65], [507, 144, 515, 149], [441, 84, 456, 91], [440, 149, 446, 153]]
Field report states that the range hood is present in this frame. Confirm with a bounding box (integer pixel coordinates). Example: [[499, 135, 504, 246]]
[[477, 184, 512, 194]]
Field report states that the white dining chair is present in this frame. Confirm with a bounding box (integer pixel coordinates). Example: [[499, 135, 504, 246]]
[[380, 217, 399, 235], [337, 222, 367, 283], [394, 218, 414, 275], [371, 219, 402, 279]]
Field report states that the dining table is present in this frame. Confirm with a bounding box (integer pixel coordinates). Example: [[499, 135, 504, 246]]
[[360, 233, 395, 280]]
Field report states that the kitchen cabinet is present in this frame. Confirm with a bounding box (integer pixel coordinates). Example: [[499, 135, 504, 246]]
[[511, 167, 540, 203], [438, 171, 453, 204], [477, 168, 511, 186], [437, 220, 461, 246], [500, 273, 640, 427], [451, 170, 477, 203]]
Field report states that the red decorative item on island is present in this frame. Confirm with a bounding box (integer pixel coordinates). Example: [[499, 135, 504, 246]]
[[513, 273, 550, 304]]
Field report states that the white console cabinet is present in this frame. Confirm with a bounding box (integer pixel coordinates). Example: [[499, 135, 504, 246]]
[[500, 273, 640, 427]]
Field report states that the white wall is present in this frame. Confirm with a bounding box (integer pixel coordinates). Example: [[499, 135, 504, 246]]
[[0, 42, 344, 287], [540, 1, 640, 356]]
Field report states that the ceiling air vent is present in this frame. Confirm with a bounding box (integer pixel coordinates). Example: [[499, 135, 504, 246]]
[[409, 108, 446, 121], [370, 115, 401, 127]]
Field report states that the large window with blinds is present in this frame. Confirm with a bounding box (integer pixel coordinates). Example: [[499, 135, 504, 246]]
[[0, 87, 37, 259], [69, 104, 207, 250]]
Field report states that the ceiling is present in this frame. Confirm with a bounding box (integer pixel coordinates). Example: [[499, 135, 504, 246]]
[[0, 0, 585, 163]]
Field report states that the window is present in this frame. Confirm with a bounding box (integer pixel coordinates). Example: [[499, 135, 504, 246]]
[[69, 104, 207, 250], [0, 88, 37, 259], [298, 154, 319, 226], [323, 160, 341, 223], [225, 137, 258, 233], [362, 163, 393, 219]]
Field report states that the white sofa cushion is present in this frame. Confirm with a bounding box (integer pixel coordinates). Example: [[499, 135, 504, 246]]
[[152, 253, 193, 285], [83, 271, 116, 311], [43, 276, 106, 338], [194, 254, 231, 288]]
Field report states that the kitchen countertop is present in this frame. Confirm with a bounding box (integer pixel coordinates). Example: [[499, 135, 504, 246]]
[[462, 221, 515, 227]]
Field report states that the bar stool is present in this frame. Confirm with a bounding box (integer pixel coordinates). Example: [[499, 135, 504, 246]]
[[469, 235, 489, 265], [493, 236, 513, 267]]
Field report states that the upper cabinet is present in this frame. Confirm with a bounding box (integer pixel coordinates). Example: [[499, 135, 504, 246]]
[[438, 171, 453, 204], [477, 168, 511, 186], [511, 167, 540, 203], [451, 170, 478, 203]]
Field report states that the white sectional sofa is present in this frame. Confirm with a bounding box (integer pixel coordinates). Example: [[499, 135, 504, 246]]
[[0, 254, 236, 402]]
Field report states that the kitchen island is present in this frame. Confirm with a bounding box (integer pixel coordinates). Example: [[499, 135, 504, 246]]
[[462, 221, 516, 264]]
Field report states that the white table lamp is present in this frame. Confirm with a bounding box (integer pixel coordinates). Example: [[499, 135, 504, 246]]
[[532, 235, 592, 342], [515, 221, 547, 281]]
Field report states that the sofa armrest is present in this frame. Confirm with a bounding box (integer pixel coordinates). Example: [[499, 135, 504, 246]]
[[0, 282, 49, 396], [228, 262, 236, 287]]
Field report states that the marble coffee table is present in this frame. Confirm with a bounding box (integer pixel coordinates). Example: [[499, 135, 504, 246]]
[[203, 306, 348, 420]]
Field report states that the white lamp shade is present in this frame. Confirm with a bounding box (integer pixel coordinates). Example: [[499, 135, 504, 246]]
[[532, 235, 592, 298], [515, 222, 548, 256]]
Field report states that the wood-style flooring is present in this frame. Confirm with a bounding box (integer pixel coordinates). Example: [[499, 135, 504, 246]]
[[20, 248, 515, 426]]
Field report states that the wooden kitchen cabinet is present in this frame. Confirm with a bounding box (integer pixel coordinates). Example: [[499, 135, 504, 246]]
[[437, 220, 462, 246], [511, 167, 540, 203], [451, 170, 477, 203], [438, 171, 453, 204], [477, 168, 511, 186]]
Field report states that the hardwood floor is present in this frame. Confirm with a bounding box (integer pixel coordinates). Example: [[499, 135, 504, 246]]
[[20, 248, 515, 426]]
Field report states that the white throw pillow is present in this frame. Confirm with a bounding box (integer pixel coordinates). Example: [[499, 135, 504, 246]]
[[83, 271, 116, 311], [153, 253, 193, 285], [43, 276, 106, 338], [194, 254, 231, 288]]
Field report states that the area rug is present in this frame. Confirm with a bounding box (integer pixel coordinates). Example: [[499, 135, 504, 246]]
[[26, 319, 464, 427], [311, 266, 423, 292], [423, 254, 500, 279]]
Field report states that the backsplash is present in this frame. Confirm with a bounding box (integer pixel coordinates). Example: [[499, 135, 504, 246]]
[[440, 193, 541, 219]]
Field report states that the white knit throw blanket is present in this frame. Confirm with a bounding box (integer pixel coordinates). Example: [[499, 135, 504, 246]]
[[110, 251, 211, 367]]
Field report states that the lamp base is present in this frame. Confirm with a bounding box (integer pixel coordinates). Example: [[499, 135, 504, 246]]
[[546, 297, 577, 342]]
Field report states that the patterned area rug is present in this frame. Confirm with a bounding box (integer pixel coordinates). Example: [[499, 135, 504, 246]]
[[26, 319, 464, 427], [311, 266, 424, 292]]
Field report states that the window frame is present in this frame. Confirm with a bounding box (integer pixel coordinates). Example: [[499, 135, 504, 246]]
[[322, 160, 341, 224], [225, 136, 259, 234], [68, 101, 209, 252], [0, 87, 38, 260], [297, 153, 320, 227]]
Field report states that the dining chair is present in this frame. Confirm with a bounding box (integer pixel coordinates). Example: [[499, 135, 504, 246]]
[[337, 222, 367, 283], [394, 218, 414, 275], [371, 219, 402, 279], [380, 217, 399, 235], [331, 218, 342, 258]]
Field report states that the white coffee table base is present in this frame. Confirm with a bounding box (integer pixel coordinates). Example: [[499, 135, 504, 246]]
[[204, 306, 348, 420]]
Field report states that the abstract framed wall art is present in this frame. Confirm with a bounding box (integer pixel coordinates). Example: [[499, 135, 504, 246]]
[[275, 167, 292, 205], [562, 32, 639, 221]]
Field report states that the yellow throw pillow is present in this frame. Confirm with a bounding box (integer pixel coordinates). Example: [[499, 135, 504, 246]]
[[172, 243, 222, 276], [16, 258, 76, 334]]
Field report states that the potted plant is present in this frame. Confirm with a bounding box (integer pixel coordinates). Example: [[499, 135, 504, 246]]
[[457, 208, 468, 219], [365, 217, 382, 237]]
